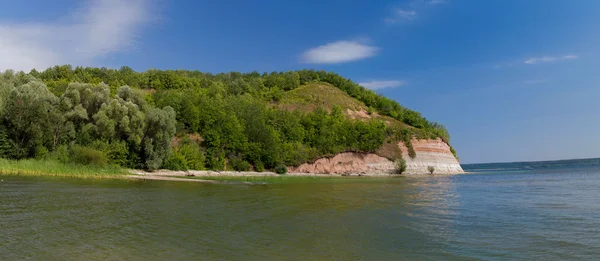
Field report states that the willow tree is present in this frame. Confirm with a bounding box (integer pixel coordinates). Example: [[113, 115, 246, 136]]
[[2, 81, 60, 158], [141, 106, 177, 170]]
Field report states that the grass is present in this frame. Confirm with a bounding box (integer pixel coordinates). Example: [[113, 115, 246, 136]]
[[279, 83, 367, 112], [0, 158, 128, 179], [280, 83, 412, 128]]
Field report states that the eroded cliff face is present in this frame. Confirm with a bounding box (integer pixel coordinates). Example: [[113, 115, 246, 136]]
[[398, 138, 464, 175], [288, 138, 464, 175]]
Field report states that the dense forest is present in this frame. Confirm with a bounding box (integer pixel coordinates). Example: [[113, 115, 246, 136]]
[[0, 65, 452, 173]]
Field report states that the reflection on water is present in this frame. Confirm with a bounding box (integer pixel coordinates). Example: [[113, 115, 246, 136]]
[[1, 169, 600, 260]]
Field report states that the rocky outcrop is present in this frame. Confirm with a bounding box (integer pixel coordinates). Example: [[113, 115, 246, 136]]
[[399, 138, 464, 175], [288, 138, 464, 175], [288, 153, 394, 175]]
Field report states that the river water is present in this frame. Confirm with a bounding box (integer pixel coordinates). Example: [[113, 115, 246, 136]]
[[1, 167, 600, 260]]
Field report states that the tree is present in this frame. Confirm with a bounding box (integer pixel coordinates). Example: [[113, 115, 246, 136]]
[[0, 66, 455, 172], [2, 81, 59, 158], [93, 98, 146, 145], [0, 128, 12, 158], [141, 106, 177, 170]]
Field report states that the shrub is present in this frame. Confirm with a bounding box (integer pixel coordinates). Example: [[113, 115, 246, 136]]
[[274, 164, 287, 175], [450, 146, 458, 159], [179, 140, 205, 170], [427, 166, 435, 174], [70, 146, 108, 166], [405, 139, 416, 159], [254, 161, 265, 172], [394, 158, 407, 174], [91, 140, 131, 167], [163, 151, 189, 171], [49, 145, 70, 163], [229, 157, 251, 171], [34, 146, 49, 159]]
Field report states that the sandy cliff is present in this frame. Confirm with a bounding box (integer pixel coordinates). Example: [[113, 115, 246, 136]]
[[288, 138, 464, 175]]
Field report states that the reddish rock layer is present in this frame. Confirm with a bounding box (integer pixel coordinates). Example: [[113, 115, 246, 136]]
[[288, 138, 463, 175]]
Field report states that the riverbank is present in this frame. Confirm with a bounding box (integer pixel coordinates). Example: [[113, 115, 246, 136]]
[[0, 159, 127, 179], [0, 159, 445, 183]]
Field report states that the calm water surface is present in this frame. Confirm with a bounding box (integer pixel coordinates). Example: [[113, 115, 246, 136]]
[[1, 167, 600, 260]]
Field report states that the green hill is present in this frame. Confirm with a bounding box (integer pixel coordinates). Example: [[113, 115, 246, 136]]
[[279, 83, 368, 112], [0, 66, 454, 172]]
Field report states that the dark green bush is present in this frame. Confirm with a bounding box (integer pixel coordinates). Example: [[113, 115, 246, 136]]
[[274, 164, 287, 175], [229, 157, 251, 171], [34, 146, 49, 159], [91, 140, 131, 167], [254, 161, 265, 172], [70, 146, 108, 166]]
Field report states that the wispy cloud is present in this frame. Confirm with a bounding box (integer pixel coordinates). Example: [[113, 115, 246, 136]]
[[524, 79, 546, 84], [524, 55, 578, 65], [302, 41, 378, 64], [0, 0, 155, 72], [427, 0, 447, 4], [358, 80, 405, 90], [385, 9, 417, 24], [385, 0, 446, 24]]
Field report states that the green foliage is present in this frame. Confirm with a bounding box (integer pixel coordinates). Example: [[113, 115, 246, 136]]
[[32, 67, 448, 139], [141, 106, 177, 170], [0, 158, 125, 178], [254, 161, 265, 172], [0, 67, 456, 172], [392, 128, 417, 159], [34, 146, 49, 160], [48, 145, 70, 163], [90, 140, 131, 167], [406, 140, 417, 159], [229, 157, 251, 171], [178, 138, 205, 170], [428, 166, 435, 174], [394, 158, 407, 175], [163, 151, 189, 171], [0, 128, 12, 158], [274, 164, 288, 175], [2, 80, 59, 158], [450, 146, 458, 160], [70, 146, 108, 166]]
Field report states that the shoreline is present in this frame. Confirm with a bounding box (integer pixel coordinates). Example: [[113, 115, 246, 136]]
[[127, 169, 462, 182], [0, 160, 462, 183]]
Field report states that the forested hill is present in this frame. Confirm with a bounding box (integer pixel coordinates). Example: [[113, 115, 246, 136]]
[[0, 66, 453, 172]]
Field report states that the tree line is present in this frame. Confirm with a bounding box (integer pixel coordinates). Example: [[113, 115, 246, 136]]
[[0, 66, 452, 172]]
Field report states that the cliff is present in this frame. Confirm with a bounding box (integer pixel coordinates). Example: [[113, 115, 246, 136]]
[[398, 138, 464, 174], [289, 138, 464, 175]]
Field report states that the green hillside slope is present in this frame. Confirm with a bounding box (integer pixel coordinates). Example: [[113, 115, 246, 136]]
[[0, 66, 455, 172]]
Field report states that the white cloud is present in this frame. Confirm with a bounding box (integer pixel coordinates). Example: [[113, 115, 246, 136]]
[[358, 80, 405, 90], [385, 9, 418, 24], [524, 55, 578, 65], [0, 0, 153, 72], [302, 41, 378, 64]]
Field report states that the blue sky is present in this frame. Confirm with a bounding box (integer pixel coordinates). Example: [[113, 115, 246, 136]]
[[1, 0, 600, 163]]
